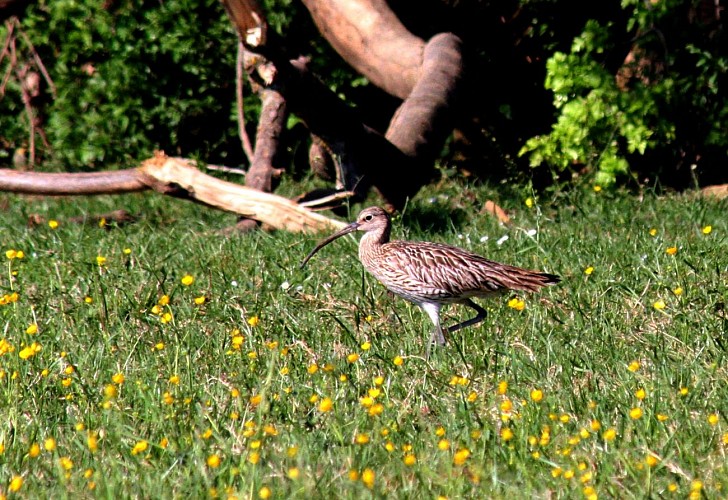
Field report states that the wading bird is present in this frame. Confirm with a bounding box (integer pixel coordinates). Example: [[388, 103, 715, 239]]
[[301, 207, 559, 350]]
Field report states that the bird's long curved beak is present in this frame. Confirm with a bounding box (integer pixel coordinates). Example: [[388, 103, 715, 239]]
[[300, 221, 360, 269]]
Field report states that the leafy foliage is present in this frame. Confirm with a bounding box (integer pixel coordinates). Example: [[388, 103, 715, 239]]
[[519, 1, 727, 186]]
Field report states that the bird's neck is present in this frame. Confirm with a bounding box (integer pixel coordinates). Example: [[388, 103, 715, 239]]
[[358, 226, 390, 262]]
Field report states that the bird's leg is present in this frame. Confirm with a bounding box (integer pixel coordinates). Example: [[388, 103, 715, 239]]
[[446, 299, 488, 333], [420, 302, 447, 354]]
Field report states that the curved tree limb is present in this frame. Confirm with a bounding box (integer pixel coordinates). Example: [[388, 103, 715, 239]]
[[0, 152, 346, 233]]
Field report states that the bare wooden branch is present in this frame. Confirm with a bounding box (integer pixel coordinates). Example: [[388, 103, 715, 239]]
[[0, 153, 346, 233]]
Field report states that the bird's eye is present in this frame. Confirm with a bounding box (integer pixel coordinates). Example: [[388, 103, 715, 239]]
[[364, 215, 373, 221]]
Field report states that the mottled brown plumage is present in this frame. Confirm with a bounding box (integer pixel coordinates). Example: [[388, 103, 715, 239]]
[[301, 206, 560, 349]]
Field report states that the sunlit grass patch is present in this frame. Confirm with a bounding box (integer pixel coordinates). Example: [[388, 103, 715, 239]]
[[0, 186, 726, 497]]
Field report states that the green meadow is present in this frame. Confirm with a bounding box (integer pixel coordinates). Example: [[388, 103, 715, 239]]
[[0, 180, 726, 498]]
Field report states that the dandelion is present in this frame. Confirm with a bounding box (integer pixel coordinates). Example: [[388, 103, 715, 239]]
[[679, 386, 689, 396], [708, 413, 719, 426], [347, 353, 359, 363], [403, 454, 417, 466], [702, 225, 712, 235], [318, 397, 333, 412], [258, 486, 271, 499], [123, 248, 132, 255], [629, 407, 643, 420], [48, 219, 59, 229], [288, 467, 300, 480], [84, 296, 93, 304], [131, 440, 148, 455], [247, 315, 259, 327], [29, 443, 40, 458], [96, 255, 107, 266], [393, 355, 404, 366], [59, 456, 73, 470], [530, 389, 543, 402], [666, 246, 678, 255], [467, 391, 478, 402], [438, 439, 450, 451], [355, 433, 370, 445], [657, 414, 669, 422], [453, 448, 470, 465], [104, 384, 118, 399], [500, 399, 513, 412], [194, 295, 206, 305], [160, 313, 172, 324], [112, 372, 125, 385], [603, 428, 617, 441], [361, 341, 371, 350], [169, 374, 180, 384], [649, 228, 657, 236], [501, 428, 514, 441], [207, 454, 221, 468], [645, 454, 659, 467], [507, 297, 525, 311], [26, 323, 38, 335], [44, 437, 56, 452], [361, 468, 375, 489], [635, 388, 646, 400], [87, 432, 98, 452], [181, 274, 194, 286], [653, 299, 666, 311], [628, 361, 640, 372], [9, 475, 23, 492], [584, 266, 594, 275], [525, 197, 534, 208]]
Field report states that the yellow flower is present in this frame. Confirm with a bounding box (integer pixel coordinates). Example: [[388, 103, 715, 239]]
[[181, 274, 194, 286], [666, 246, 678, 255], [629, 407, 643, 419], [403, 453, 416, 466], [657, 413, 669, 422], [26, 323, 38, 335], [673, 286, 683, 296], [58, 456, 73, 470], [438, 439, 450, 451], [507, 297, 525, 311], [707, 413, 719, 426], [112, 372, 125, 385], [649, 228, 657, 236], [679, 386, 689, 396], [603, 428, 616, 441], [9, 475, 23, 492], [169, 374, 180, 385], [500, 399, 513, 412], [525, 197, 534, 208], [501, 428, 514, 441], [247, 315, 259, 327], [160, 312, 172, 324], [318, 397, 333, 412], [258, 486, 271, 499], [96, 255, 107, 266], [87, 432, 98, 452], [104, 384, 118, 399], [497, 380, 508, 395], [123, 248, 132, 255], [29, 442, 41, 458], [584, 266, 594, 275], [288, 467, 300, 479], [702, 225, 712, 235], [84, 296, 93, 304], [347, 353, 359, 363], [207, 454, 221, 468], [593, 185, 602, 193], [393, 355, 404, 366], [361, 341, 371, 350], [355, 433, 370, 445], [48, 219, 59, 229], [453, 448, 470, 465], [19, 342, 42, 359], [635, 388, 646, 400], [44, 437, 56, 452], [194, 295, 206, 305], [361, 468, 375, 489], [653, 299, 666, 311], [131, 440, 148, 455], [628, 361, 640, 372], [530, 389, 543, 402], [645, 454, 659, 467]]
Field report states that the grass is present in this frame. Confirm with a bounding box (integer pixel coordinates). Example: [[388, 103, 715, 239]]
[[0, 178, 726, 498]]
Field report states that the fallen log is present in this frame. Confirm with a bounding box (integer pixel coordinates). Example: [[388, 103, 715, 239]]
[[0, 152, 347, 233]]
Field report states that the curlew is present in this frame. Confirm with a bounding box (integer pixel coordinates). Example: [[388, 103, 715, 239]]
[[300, 206, 560, 350]]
